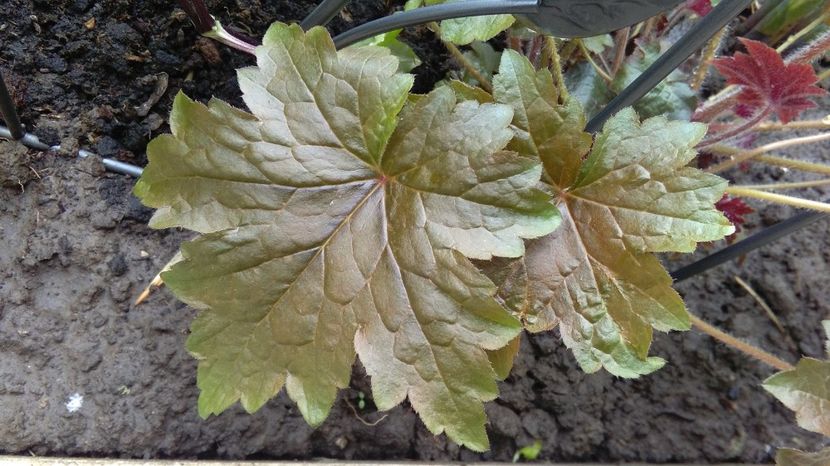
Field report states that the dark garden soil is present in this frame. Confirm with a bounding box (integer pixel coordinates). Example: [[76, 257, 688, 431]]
[[1, 0, 829, 462]]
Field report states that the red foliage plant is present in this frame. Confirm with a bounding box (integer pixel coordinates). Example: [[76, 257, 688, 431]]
[[716, 195, 754, 241], [686, 0, 713, 16], [712, 39, 826, 123]]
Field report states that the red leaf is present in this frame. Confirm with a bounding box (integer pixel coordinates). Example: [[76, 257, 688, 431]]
[[712, 39, 826, 124], [716, 195, 753, 234], [686, 0, 712, 16]]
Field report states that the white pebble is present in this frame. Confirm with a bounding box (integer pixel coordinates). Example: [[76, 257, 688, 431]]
[[65, 393, 83, 412]]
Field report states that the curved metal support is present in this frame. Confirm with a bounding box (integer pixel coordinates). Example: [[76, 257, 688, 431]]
[[301, 0, 351, 29], [333, 0, 686, 49], [585, 0, 751, 133], [1, 125, 144, 177], [0, 70, 24, 140], [333, 0, 539, 49], [671, 207, 828, 282]]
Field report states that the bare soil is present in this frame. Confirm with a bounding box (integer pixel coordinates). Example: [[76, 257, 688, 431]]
[[1, 0, 828, 462]]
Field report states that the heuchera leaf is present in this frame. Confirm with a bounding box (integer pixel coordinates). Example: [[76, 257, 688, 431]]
[[764, 357, 830, 436], [487, 335, 521, 381], [422, 0, 514, 45], [133, 23, 560, 451], [716, 194, 753, 242], [352, 29, 421, 73], [490, 50, 733, 377], [764, 321, 830, 437], [776, 447, 830, 466], [580, 35, 614, 55], [565, 61, 615, 120], [712, 38, 826, 123], [458, 41, 502, 86], [612, 41, 698, 121]]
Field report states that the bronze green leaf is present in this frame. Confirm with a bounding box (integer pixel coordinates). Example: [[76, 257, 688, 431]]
[[134, 23, 559, 451], [490, 50, 733, 377]]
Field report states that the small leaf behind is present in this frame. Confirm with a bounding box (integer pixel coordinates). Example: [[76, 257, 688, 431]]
[[424, 0, 514, 45], [491, 50, 733, 376], [764, 358, 830, 437]]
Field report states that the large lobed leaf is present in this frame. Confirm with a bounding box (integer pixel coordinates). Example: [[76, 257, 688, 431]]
[[487, 50, 733, 377], [134, 23, 560, 451], [764, 320, 830, 438]]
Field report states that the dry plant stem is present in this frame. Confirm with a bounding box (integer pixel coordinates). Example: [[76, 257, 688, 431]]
[[738, 179, 830, 190], [445, 41, 493, 92], [641, 16, 656, 40], [754, 153, 830, 176], [693, 86, 739, 122], [692, 27, 726, 91], [344, 397, 389, 427], [706, 132, 830, 173], [820, 68, 830, 82], [596, 53, 612, 77], [712, 142, 830, 176], [135, 274, 164, 306], [431, 23, 493, 93], [611, 27, 630, 76], [697, 107, 771, 148], [756, 118, 830, 131], [577, 39, 612, 83], [559, 40, 578, 62], [689, 313, 795, 371], [527, 35, 545, 68], [204, 20, 257, 55], [546, 36, 569, 101], [734, 276, 788, 336], [726, 186, 830, 213]]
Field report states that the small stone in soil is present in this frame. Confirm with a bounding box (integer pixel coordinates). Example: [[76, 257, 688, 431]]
[[65, 393, 83, 412]]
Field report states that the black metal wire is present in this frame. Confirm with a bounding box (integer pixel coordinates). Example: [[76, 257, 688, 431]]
[[671, 207, 828, 282], [0, 70, 24, 140], [585, 0, 752, 133], [0, 125, 144, 177], [300, 0, 351, 30], [333, 0, 539, 49]]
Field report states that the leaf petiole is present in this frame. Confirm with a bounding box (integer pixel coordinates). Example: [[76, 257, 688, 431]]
[[753, 154, 830, 176], [203, 20, 257, 56], [544, 36, 569, 101], [755, 118, 830, 132], [689, 312, 795, 372], [177, 0, 257, 55], [706, 132, 830, 173], [577, 39, 613, 83], [726, 186, 830, 214], [732, 179, 830, 191], [430, 22, 493, 93], [697, 107, 772, 148]]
